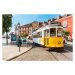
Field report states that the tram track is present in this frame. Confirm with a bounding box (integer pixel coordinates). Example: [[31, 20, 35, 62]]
[[60, 49, 73, 60], [49, 50, 72, 61], [49, 52, 58, 61], [60, 52, 72, 61]]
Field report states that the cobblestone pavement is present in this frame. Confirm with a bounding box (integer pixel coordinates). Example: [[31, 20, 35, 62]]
[[11, 43, 73, 61]]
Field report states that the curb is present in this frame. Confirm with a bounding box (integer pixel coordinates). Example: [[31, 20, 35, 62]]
[[6, 47, 33, 61]]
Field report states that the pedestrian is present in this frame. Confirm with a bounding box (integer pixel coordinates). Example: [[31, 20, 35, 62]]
[[18, 36, 22, 47]]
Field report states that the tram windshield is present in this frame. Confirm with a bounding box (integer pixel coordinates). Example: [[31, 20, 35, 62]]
[[57, 28, 62, 37], [50, 28, 62, 37], [50, 28, 56, 37]]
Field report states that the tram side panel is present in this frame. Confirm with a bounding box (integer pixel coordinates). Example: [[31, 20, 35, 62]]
[[33, 38, 43, 45], [33, 31, 44, 45]]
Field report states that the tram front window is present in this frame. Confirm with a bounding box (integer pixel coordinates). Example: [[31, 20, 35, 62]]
[[57, 28, 62, 37], [50, 28, 56, 37]]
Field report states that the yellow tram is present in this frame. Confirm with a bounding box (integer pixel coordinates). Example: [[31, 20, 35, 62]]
[[32, 24, 64, 51]]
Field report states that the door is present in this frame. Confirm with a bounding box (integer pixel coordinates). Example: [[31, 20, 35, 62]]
[[44, 29, 49, 46]]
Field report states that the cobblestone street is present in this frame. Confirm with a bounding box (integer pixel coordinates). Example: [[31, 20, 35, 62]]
[[11, 43, 73, 61]]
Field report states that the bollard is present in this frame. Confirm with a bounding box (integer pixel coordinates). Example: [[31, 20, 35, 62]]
[[32, 42, 34, 48], [29, 41, 30, 46], [27, 41, 28, 48], [19, 42, 20, 52]]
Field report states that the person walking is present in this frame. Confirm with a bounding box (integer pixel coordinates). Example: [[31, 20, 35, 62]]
[[18, 36, 22, 47]]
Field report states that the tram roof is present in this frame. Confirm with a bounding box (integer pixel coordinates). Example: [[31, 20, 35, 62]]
[[33, 24, 63, 34]]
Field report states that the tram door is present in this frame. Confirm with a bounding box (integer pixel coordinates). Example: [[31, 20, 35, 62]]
[[44, 29, 49, 46]]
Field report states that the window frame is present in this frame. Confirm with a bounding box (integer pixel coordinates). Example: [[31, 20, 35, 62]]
[[63, 20, 67, 27]]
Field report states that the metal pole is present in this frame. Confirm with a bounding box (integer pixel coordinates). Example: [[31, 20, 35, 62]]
[[29, 41, 30, 46], [18, 26, 19, 38], [19, 42, 20, 52], [27, 41, 28, 48]]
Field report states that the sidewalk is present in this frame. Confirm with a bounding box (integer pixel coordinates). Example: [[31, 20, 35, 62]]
[[67, 42, 73, 45], [2, 38, 32, 61]]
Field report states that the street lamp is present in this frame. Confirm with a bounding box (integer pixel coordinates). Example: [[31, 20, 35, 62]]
[[17, 22, 20, 38], [14, 24, 17, 35]]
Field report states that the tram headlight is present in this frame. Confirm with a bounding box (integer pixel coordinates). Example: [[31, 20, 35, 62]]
[[58, 41, 61, 44]]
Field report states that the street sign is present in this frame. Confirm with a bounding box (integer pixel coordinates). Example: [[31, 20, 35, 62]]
[[12, 35, 17, 41]]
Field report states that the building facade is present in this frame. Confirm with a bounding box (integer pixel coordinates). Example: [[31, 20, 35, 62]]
[[19, 24, 32, 36], [31, 21, 39, 32], [19, 14, 73, 40], [55, 14, 73, 40], [19, 21, 39, 36]]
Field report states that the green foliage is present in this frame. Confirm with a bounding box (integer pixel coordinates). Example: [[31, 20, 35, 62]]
[[2, 14, 13, 35], [22, 33, 28, 37], [20, 35, 22, 37], [63, 31, 70, 36]]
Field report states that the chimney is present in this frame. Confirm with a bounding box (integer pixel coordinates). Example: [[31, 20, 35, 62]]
[[64, 14, 67, 17]]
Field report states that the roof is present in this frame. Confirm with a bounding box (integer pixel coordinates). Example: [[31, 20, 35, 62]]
[[20, 21, 39, 27], [20, 23, 32, 27], [33, 24, 63, 34]]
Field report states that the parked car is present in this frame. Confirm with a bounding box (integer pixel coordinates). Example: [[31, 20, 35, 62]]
[[2, 36, 10, 39], [21, 38, 26, 42], [2, 36, 5, 38], [6, 36, 10, 39]]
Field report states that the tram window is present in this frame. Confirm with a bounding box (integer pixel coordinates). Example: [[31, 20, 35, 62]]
[[57, 28, 62, 37], [47, 29, 49, 37], [50, 28, 56, 37], [44, 30, 46, 37], [39, 32, 42, 38], [33, 32, 42, 38], [40, 32, 42, 38]]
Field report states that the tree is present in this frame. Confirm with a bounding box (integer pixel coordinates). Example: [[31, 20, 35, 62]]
[[2, 14, 13, 34], [22, 33, 28, 37], [2, 14, 13, 44], [63, 31, 70, 36]]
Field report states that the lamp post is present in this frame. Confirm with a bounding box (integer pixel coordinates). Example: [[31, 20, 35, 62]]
[[17, 22, 20, 38], [17, 22, 20, 52], [14, 24, 17, 35]]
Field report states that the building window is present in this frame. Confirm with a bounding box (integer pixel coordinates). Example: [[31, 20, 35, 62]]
[[26, 27, 28, 30], [24, 28, 25, 31], [63, 21, 67, 27], [21, 28, 22, 33], [29, 27, 31, 30], [64, 28, 66, 31]]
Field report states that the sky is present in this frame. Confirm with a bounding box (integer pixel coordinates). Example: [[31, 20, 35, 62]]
[[3, 14, 62, 36]]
